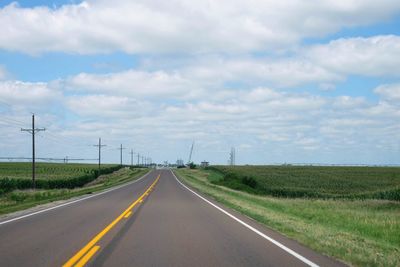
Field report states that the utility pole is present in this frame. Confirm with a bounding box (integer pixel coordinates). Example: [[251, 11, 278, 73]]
[[21, 114, 45, 189], [137, 153, 140, 166], [129, 149, 134, 166], [118, 144, 126, 165], [93, 138, 106, 175]]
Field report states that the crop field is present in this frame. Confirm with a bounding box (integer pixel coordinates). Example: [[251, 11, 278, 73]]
[[0, 162, 122, 193], [208, 165, 400, 200], [0, 162, 115, 180]]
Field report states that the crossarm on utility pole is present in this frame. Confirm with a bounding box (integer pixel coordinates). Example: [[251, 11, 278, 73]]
[[21, 114, 45, 189]]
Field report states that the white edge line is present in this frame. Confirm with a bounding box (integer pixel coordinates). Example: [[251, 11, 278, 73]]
[[0, 171, 151, 226], [171, 170, 319, 267]]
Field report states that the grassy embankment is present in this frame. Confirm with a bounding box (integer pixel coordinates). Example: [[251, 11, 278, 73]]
[[0, 162, 149, 215], [174, 166, 400, 267]]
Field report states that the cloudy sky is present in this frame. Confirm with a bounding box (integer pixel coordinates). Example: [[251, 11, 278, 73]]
[[0, 0, 400, 165]]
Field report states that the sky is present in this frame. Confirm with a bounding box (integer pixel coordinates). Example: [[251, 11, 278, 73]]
[[0, 0, 400, 165]]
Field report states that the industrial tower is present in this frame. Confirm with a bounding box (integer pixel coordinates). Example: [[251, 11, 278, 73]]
[[187, 141, 194, 164], [229, 147, 236, 166]]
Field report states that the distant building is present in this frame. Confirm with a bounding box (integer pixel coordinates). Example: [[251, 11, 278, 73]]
[[200, 161, 209, 167], [176, 159, 184, 166]]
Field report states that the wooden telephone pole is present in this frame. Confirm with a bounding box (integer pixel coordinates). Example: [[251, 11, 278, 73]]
[[21, 114, 45, 189]]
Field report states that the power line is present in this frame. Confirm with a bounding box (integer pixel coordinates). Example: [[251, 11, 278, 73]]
[[37, 131, 89, 150], [0, 117, 27, 127], [45, 131, 81, 144], [27, 118, 95, 148], [20, 114, 46, 189], [43, 129, 92, 147], [34, 133, 93, 162]]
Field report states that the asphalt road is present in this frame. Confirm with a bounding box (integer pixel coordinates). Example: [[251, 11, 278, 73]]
[[0, 169, 345, 267]]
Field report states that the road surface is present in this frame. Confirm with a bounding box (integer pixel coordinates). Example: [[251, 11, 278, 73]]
[[0, 169, 345, 266]]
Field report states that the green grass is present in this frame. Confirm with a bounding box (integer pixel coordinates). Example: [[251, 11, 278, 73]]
[[175, 168, 400, 267], [208, 165, 400, 200], [0, 162, 116, 180], [0, 167, 149, 215]]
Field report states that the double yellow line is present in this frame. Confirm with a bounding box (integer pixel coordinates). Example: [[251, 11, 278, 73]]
[[63, 174, 160, 267]]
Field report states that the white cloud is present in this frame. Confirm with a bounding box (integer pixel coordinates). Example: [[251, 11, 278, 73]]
[[66, 94, 155, 118], [364, 101, 400, 118], [319, 83, 336, 91], [60, 34, 400, 94], [294, 137, 320, 150], [374, 83, 400, 102], [176, 35, 400, 86], [306, 35, 400, 77], [332, 96, 367, 109], [1, 0, 400, 55], [242, 88, 281, 103], [66, 69, 203, 99], [184, 58, 342, 88], [64, 55, 343, 97], [0, 80, 61, 109]]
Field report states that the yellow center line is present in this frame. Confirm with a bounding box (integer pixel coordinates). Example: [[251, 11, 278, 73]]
[[74, 246, 100, 267], [63, 174, 160, 267], [123, 211, 132, 218]]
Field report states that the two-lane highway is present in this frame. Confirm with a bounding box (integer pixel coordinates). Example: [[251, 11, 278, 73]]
[[0, 169, 345, 266]]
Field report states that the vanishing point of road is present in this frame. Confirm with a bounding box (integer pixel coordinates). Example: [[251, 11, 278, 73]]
[[0, 169, 345, 267]]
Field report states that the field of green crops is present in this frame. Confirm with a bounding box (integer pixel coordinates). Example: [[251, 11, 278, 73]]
[[208, 165, 400, 200], [0, 162, 115, 180], [0, 162, 123, 193]]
